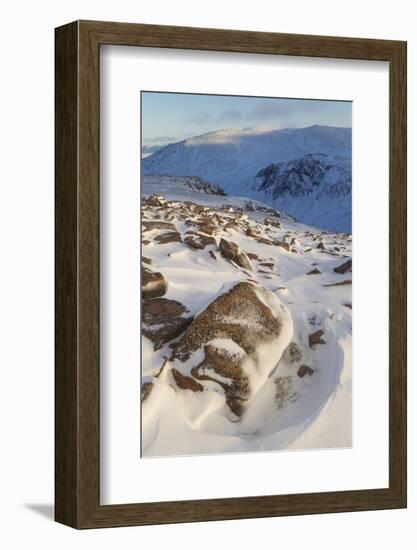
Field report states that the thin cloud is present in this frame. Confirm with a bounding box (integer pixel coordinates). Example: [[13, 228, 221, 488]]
[[217, 108, 242, 123]]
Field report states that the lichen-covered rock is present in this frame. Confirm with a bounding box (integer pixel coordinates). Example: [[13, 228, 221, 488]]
[[218, 238, 253, 271], [169, 281, 293, 416], [142, 298, 193, 350]]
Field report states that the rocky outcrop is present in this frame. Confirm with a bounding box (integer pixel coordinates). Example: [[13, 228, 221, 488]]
[[169, 281, 292, 416]]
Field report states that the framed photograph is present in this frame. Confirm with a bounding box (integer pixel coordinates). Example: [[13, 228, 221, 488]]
[[55, 20, 407, 528]]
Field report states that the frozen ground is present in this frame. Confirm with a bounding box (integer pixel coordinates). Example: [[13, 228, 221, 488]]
[[141, 175, 352, 457]]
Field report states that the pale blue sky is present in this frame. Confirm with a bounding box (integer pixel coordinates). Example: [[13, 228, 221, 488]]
[[141, 91, 352, 147]]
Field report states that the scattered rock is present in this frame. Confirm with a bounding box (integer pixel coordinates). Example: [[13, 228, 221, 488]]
[[218, 238, 252, 271], [184, 233, 216, 250], [143, 194, 166, 207], [142, 267, 168, 299], [287, 342, 303, 363], [154, 231, 182, 244], [256, 236, 274, 246], [317, 241, 325, 250], [141, 381, 154, 402], [246, 226, 259, 238], [142, 256, 152, 265], [224, 222, 240, 231], [142, 298, 193, 350], [264, 218, 281, 229], [333, 259, 352, 274], [274, 240, 291, 251], [324, 279, 352, 287], [307, 267, 322, 275], [197, 223, 218, 236], [309, 329, 325, 348], [247, 252, 260, 261], [297, 365, 314, 378], [142, 220, 176, 232], [343, 303, 352, 309], [275, 376, 297, 409], [259, 261, 274, 270]]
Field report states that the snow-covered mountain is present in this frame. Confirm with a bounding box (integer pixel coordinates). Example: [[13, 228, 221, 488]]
[[142, 125, 352, 232], [254, 153, 351, 233]]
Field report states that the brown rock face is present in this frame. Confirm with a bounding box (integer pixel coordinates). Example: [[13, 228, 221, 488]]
[[170, 281, 287, 415], [218, 238, 253, 271], [309, 330, 326, 348], [142, 298, 193, 350], [142, 267, 168, 299], [333, 259, 352, 274]]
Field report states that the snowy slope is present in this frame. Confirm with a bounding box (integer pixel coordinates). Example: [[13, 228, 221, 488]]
[[142, 125, 351, 232], [141, 178, 352, 457], [254, 154, 352, 233]]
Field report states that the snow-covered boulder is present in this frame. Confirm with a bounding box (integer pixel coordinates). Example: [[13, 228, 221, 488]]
[[168, 281, 293, 416]]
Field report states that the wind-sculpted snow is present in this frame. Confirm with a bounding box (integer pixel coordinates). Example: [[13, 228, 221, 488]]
[[141, 184, 352, 457], [142, 125, 351, 232]]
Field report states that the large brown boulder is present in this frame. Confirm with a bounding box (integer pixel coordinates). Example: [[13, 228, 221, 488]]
[[218, 238, 253, 271], [169, 281, 293, 416], [142, 298, 193, 350]]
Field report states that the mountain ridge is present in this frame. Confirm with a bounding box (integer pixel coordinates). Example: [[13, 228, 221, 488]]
[[142, 125, 352, 232]]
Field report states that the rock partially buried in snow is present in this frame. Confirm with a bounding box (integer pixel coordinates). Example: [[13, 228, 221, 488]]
[[142, 298, 193, 350], [154, 231, 182, 245], [307, 267, 321, 275], [309, 329, 325, 348], [142, 267, 168, 299], [169, 281, 293, 416], [218, 238, 253, 271], [297, 365, 314, 378], [184, 233, 216, 250], [333, 258, 352, 274]]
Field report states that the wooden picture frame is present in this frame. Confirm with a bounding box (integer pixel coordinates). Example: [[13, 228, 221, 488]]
[[55, 20, 407, 528]]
